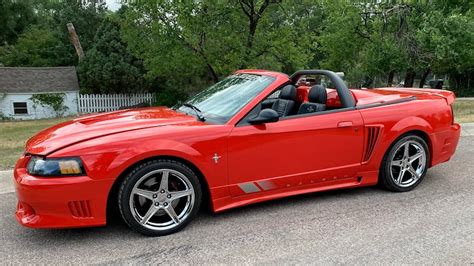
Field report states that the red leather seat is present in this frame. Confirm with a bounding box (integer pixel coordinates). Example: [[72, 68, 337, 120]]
[[296, 86, 310, 102]]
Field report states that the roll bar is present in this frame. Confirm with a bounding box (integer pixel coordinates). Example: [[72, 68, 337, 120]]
[[290, 70, 356, 108]]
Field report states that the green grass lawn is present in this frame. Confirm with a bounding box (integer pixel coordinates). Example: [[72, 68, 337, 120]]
[[0, 100, 473, 170], [0, 117, 71, 170], [453, 100, 474, 123]]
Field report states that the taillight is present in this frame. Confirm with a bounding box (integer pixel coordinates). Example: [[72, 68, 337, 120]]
[[450, 104, 454, 124]]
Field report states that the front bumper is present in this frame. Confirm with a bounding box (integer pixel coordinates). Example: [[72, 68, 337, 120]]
[[14, 158, 114, 228]]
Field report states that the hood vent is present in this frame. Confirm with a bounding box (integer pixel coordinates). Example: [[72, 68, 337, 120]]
[[363, 126, 381, 162]]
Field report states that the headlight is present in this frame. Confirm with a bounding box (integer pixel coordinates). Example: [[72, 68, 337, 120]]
[[27, 156, 85, 176]]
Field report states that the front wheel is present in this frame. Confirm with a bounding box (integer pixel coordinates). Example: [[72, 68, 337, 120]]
[[118, 159, 202, 236], [379, 135, 430, 192]]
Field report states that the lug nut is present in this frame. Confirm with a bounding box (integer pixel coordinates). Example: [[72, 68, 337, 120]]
[[161, 190, 165, 193], [153, 194, 157, 198], [154, 202, 159, 206], [167, 195, 171, 199], [164, 202, 168, 206]]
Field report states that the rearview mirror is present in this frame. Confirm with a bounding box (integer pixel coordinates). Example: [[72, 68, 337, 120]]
[[248, 109, 279, 124]]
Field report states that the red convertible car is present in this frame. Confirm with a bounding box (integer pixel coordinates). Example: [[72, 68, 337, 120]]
[[14, 70, 460, 236]]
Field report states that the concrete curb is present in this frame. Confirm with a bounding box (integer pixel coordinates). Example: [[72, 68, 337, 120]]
[[0, 170, 14, 194], [0, 123, 473, 194], [457, 97, 474, 101], [460, 122, 474, 137]]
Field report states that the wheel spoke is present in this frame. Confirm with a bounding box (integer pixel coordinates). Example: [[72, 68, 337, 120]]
[[129, 168, 196, 231], [409, 152, 423, 163], [408, 165, 420, 179], [396, 169, 405, 184], [391, 159, 403, 167], [403, 142, 410, 158], [141, 206, 158, 224], [164, 205, 180, 224], [159, 170, 169, 191], [132, 188, 155, 200], [170, 189, 192, 201]]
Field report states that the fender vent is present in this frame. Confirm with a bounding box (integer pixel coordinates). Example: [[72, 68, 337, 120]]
[[68, 200, 92, 218], [363, 126, 381, 162]]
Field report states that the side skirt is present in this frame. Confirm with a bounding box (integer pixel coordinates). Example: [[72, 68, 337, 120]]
[[211, 170, 379, 213]]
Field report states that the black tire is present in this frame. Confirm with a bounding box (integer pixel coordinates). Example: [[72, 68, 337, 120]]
[[118, 159, 202, 236], [379, 134, 430, 192]]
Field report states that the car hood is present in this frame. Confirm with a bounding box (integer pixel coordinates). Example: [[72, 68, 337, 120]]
[[25, 107, 200, 155]]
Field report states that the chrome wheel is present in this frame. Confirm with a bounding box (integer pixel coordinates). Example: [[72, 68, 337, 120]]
[[128, 169, 195, 231], [390, 140, 427, 188]]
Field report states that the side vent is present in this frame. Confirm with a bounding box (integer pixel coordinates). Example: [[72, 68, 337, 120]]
[[68, 200, 93, 218], [363, 126, 381, 162]]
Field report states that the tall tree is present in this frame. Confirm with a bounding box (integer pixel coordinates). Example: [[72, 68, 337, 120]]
[[77, 17, 147, 94], [0, 26, 61, 66], [0, 0, 37, 45], [121, 0, 319, 93]]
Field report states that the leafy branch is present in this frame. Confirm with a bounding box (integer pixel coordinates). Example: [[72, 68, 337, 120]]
[[30, 93, 68, 117]]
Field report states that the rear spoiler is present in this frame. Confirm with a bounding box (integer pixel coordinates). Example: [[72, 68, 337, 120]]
[[399, 88, 456, 105]]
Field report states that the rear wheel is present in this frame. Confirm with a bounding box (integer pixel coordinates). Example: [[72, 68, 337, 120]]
[[380, 135, 429, 192], [118, 159, 202, 236]]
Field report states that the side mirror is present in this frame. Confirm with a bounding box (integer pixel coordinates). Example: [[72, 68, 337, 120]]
[[248, 109, 279, 124]]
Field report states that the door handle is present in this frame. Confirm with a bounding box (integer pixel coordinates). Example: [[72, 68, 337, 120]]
[[337, 121, 353, 128]]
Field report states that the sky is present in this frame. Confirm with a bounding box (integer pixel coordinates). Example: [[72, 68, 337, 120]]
[[105, 0, 121, 11]]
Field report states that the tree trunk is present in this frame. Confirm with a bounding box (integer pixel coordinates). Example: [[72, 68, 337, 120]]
[[419, 68, 431, 88], [66, 23, 84, 61], [241, 20, 257, 68], [387, 71, 394, 86], [247, 19, 257, 51], [404, 69, 415, 87], [206, 63, 219, 83], [239, 0, 272, 68]]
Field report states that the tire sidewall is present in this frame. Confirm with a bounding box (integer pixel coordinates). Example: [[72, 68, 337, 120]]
[[382, 135, 430, 192], [118, 160, 202, 236]]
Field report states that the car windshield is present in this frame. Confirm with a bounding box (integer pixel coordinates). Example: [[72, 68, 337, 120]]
[[177, 73, 275, 123]]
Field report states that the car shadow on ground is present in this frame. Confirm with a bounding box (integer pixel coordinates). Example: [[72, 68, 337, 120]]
[[12, 184, 395, 243]]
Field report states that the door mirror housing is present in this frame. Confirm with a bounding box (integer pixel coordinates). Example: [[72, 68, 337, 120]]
[[248, 109, 279, 124]]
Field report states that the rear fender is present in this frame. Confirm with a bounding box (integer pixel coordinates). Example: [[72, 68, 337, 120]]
[[386, 116, 434, 164]]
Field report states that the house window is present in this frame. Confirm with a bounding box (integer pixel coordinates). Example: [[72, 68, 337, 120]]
[[13, 102, 28, 115]]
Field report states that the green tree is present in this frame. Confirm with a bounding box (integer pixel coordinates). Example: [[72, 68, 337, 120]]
[[0, 0, 107, 67], [121, 0, 321, 98], [77, 17, 147, 94], [0, 26, 61, 66], [0, 0, 37, 45], [45, 0, 107, 66]]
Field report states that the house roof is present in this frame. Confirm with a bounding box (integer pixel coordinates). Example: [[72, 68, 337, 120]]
[[0, 66, 80, 93]]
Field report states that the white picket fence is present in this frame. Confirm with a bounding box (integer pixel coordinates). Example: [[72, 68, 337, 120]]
[[78, 93, 155, 113]]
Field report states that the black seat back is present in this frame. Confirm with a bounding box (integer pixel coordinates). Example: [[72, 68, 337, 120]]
[[297, 85, 327, 114], [271, 85, 297, 117]]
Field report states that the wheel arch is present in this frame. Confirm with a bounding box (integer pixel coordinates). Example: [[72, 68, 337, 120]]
[[106, 155, 211, 221], [377, 129, 432, 191], [387, 116, 434, 167], [381, 129, 433, 176], [404, 130, 432, 166]]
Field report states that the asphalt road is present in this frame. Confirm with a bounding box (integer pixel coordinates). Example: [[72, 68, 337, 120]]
[[1, 137, 473, 264]]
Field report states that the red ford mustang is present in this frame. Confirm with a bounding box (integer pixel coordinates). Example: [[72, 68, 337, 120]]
[[14, 70, 460, 236]]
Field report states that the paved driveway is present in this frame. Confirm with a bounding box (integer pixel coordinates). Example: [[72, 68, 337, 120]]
[[0, 137, 473, 264]]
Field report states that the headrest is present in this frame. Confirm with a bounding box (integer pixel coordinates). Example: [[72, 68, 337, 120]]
[[308, 85, 327, 104], [279, 85, 297, 100]]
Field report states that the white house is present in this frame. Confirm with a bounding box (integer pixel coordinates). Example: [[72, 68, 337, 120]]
[[0, 67, 80, 120]]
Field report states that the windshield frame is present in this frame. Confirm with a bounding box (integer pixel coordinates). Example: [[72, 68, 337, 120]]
[[175, 73, 277, 125]]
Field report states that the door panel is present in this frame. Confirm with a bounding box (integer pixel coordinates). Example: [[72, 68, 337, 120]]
[[227, 110, 364, 196]]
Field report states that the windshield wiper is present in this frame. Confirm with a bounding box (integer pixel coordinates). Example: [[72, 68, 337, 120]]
[[182, 103, 206, 122]]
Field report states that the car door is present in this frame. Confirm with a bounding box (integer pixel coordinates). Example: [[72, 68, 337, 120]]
[[227, 109, 364, 196]]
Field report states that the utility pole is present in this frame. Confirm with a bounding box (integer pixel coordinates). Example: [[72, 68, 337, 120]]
[[66, 23, 84, 61]]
